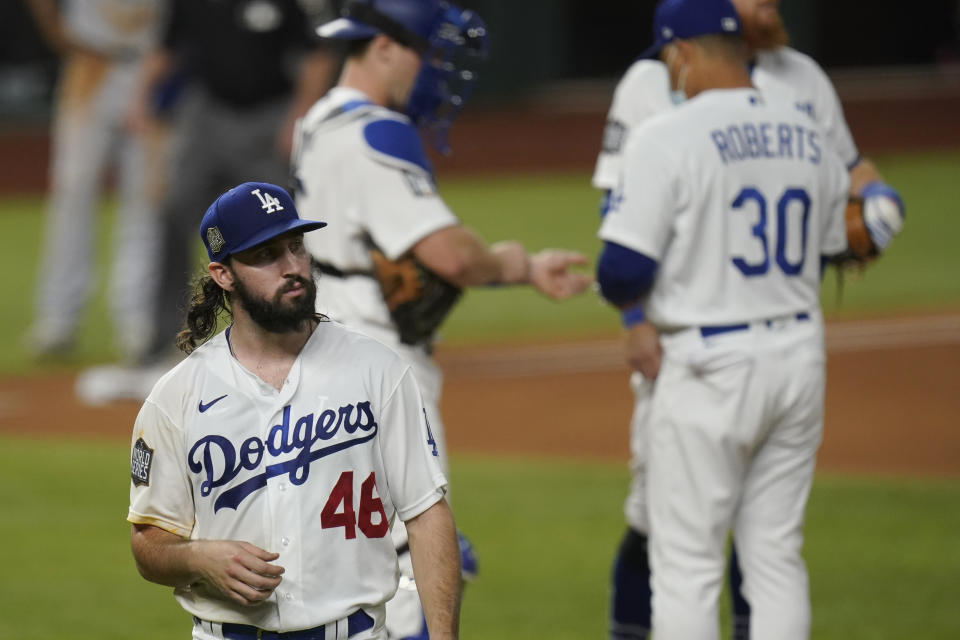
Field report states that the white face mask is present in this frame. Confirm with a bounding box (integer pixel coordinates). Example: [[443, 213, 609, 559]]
[[677, 63, 690, 98], [665, 45, 690, 100]]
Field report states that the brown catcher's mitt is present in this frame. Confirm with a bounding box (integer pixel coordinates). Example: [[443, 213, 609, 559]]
[[827, 197, 878, 268], [369, 248, 462, 346]]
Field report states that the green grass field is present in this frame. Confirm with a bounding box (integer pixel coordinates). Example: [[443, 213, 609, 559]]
[[0, 437, 957, 639], [1, 151, 959, 638], [2, 150, 959, 372]]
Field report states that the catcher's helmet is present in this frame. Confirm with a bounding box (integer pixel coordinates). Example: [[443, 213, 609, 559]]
[[318, 0, 488, 153]]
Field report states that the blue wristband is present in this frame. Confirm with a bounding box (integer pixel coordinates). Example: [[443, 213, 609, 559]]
[[860, 180, 905, 218], [621, 305, 646, 328]]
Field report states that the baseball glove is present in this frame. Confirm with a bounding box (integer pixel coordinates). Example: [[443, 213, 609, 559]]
[[368, 247, 462, 347], [827, 197, 878, 268]]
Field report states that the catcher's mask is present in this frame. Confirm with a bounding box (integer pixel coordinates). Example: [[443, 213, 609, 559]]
[[318, 0, 488, 154]]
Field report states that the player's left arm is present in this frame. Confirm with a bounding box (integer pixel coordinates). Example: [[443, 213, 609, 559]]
[[404, 498, 462, 640], [596, 241, 662, 380], [815, 65, 905, 256], [595, 130, 677, 379], [411, 224, 591, 298], [847, 158, 905, 255]]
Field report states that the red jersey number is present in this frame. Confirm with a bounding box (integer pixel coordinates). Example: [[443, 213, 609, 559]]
[[321, 471, 389, 539]]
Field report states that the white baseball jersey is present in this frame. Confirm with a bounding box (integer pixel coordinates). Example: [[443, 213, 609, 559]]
[[600, 88, 850, 640], [599, 88, 849, 328], [592, 47, 860, 191], [293, 87, 459, 350], [128, 321, 446, 632], [64, 0, 162, 56]]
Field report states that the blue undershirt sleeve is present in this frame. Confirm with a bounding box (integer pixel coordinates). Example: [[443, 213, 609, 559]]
[[596, 241, 659, 307]]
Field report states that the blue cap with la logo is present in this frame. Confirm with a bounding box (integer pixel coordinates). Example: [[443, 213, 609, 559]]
[[640, 0, 742, 59], [200, 182, 327, 262]]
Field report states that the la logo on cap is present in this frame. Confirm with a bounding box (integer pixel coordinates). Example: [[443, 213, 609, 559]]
[[251, 187, 285, 214]]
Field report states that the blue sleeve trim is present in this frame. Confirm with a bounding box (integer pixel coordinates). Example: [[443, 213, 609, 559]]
[[338, 99, 375, 115], [846, 154, 862, 171], [596, 241, 659, 306], [363, 118, 433, 176]]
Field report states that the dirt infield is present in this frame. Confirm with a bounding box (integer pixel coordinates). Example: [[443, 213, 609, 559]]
[[1, 312, 958, 476]]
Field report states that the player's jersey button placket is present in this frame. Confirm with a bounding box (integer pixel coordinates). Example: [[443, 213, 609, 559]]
[[262, 397, 307, 629]]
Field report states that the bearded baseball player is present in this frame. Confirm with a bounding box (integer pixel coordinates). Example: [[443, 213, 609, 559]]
[[596, 0, 868, 637], [596, 1, 906, 638], [128, 182, 462, 640], [292, 2, 591, 637]]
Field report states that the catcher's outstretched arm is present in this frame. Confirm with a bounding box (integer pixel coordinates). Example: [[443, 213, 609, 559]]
[[413, 225, 508, 287], [413, 225, 591, 298]]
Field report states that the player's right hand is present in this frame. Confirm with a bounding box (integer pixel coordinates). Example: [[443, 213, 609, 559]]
[[623, 322, 662, 380], [194, 540, 285, 606], [529, 249, 593, 300]]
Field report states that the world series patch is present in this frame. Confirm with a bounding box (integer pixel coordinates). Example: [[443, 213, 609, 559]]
[[602, 119, 627, 154], [131, 438, 154, 487]]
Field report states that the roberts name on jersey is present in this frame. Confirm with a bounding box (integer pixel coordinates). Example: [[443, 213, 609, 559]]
[[711, 120, 822, 166]]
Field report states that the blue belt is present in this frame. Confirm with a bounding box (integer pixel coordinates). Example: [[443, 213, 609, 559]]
[[197, 608, 374, 640], [700, 312, 810, 338]]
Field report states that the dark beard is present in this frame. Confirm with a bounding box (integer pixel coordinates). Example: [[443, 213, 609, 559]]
[[744, 16, 790, 51], [232, 274, 317, 333]]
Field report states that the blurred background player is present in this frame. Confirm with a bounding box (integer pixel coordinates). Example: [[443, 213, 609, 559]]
[[293, 1, 592, 636], [594, 1, 906, 638], [75, 0, 340, 404], [24, 0, 166, 362], [596, 0, 869, 636]]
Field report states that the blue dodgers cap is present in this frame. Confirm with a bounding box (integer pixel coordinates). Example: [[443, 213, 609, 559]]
[[640, 0, 742, 59], [200, 182, 326, 262]]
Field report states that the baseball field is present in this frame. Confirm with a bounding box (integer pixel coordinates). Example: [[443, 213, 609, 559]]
[[1, 135, 959, 639]]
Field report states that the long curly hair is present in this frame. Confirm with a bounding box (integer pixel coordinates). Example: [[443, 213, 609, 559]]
[[175, 274, 230, 355]]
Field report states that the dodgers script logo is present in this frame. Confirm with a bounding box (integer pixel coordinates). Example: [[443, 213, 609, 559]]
[[189, 401, 377, 512]]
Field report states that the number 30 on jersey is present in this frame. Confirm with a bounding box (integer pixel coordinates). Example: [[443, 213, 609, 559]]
[[731, 186, 811, 277]]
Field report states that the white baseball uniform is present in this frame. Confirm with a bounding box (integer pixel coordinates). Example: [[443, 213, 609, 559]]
[[599, 87, 849, 639], [293, 87, 459, 637], [594, 48, 860, 191], [294, 88, 456, 465], [32, 0, 165, 359], [128, 320, 447, 639], [594, 48, 860, 536]]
